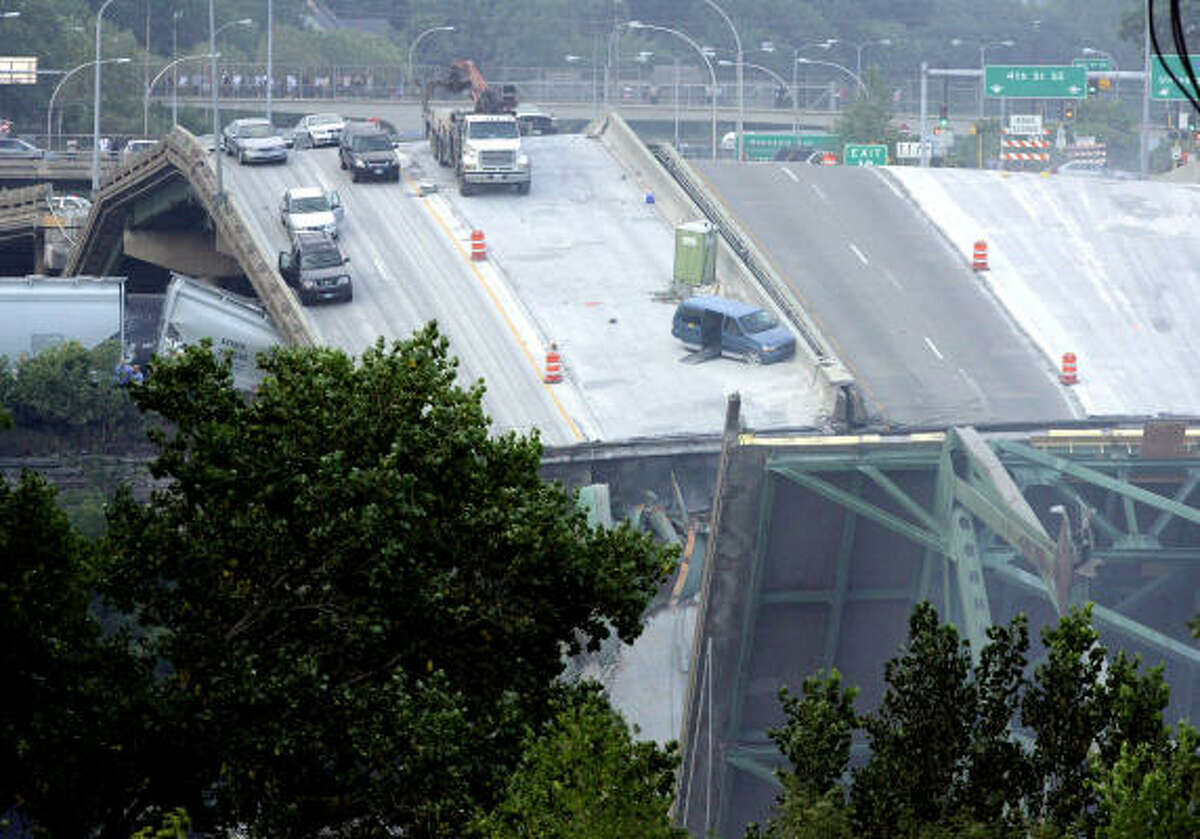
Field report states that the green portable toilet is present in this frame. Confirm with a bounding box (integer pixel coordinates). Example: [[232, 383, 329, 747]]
[[673, 220, 716, 287]]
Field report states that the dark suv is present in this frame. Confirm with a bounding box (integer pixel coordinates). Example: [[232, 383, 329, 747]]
[[338, 123, 399, 182], [277, 230, 353, 305]]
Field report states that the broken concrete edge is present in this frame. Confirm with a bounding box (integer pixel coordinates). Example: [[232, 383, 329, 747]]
[[593, 111, 861, 428], [64, 126, 318, 350]]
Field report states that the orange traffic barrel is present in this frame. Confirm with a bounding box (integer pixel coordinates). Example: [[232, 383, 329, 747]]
[[972, 240, 989, 271], [470, 229, 486, 261], [1060, 352, 1078, 385], [543, 344, 563, 384]]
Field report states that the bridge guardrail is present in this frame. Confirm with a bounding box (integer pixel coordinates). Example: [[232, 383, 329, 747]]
[[0, 182, 52, 238]]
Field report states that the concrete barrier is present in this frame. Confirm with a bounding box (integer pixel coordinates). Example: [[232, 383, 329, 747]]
[[590, 111, 865, 428]]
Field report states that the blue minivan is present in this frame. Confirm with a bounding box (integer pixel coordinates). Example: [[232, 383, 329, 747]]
[[671, 295, 796, 364]]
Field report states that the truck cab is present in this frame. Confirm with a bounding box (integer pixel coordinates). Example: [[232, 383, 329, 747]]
[[456, 113, 531, 195]]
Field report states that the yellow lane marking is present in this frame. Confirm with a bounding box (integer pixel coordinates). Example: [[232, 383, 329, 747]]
[[402, 172, 584, 442]]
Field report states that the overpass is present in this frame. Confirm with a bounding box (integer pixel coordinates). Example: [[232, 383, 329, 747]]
[[64, 127, 314, 346]]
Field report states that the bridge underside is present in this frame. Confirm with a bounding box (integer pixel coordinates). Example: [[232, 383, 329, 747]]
[[677, 403, 1200, 838]]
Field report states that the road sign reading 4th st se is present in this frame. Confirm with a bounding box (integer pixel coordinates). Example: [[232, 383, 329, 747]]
[[843, 143, 887, 166], [1151, 55, 1200, 100], [985, 65, 1086, 99]]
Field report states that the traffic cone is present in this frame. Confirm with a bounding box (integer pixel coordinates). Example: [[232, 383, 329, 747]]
[[1059, 352, 1078, 385], [543, 344, 563, 384], [972, 240, 989, 271], [470, 229, 487, 261]]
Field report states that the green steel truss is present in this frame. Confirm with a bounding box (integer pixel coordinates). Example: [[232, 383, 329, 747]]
[[718, 425, 1200, 805]]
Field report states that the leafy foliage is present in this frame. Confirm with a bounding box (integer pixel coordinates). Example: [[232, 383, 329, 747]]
[[0, 470, 154, 838], [97, 324, 675, 836], [0, 340, 143, 446], [477, 682, 685, 838], [749, 602, 1185, 838]]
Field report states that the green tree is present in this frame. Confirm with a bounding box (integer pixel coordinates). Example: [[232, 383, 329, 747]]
[[851, 602, 978, 833], [98, 324, 675, 837], [477, 683, 685, 838], [1094, 723, 1200, 839], [1022, 605, 1170, 832], [0, 470, 155, 838], [2, 339, 142, 445], [744, 670, 858, 839], [834, 67, 896, 147]]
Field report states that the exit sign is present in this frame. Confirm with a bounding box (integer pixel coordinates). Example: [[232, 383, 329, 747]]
[[1150, 54, 1200, 100], [843, 143, 888, 166]]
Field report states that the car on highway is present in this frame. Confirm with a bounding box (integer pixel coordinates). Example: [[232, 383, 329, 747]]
[[48, 194, 92, 213], [221, 118, 288, 165], [277, 229, 353, 305], [0, 137, 48, 159], [280, 186, 343, 239], [121, 138, 158, 163], [338, 122, 399, 182], [515, 105, 557, 136], [291, 112, 346, 148], [672, 296, 796, 365]]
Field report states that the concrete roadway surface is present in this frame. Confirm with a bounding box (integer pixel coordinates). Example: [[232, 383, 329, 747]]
[[692, 160, 1075, 428], [219, 143, 582, 446], [890, 168, 1200, 418], [402, 132, 825, 439]]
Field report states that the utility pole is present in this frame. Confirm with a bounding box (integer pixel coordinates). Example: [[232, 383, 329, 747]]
[[1140, 0, 1151, 176], [266, 0, 273, 124]]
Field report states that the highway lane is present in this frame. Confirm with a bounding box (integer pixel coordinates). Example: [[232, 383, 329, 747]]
[[403, 133, 824, 439], [692, 161, 1074, 427], [890, 168, 1200, 418], [219, 142, 582, 445]]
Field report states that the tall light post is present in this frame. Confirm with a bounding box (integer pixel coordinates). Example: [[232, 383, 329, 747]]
[[92, 0, 119, 193], [700, 0, 742, 160], [720, 59, 791, 132], [853, 38, 892, 79], [209, 13, 253, 196], [795, 56, 866, 112], [953, 38, 1014, 119], [1140, 0, 1150, 177], [763, 39, 834, 115], [629, 20, 718, 159], [172, 9, 184, 126], [266, 0, 273, 123], [48, 57, 131, 151], [408, 25, 455, 93], [146, 54, 216, 139], [565, 54, 598, 117]]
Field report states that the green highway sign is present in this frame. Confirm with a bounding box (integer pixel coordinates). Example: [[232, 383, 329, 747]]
[[984, 65, 1087, 98], [1072, 57, 1112, 72], [843, 143, 888, 166], [1150, 54, 1200, 100]]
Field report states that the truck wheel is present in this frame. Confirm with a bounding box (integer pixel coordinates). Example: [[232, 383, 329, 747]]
[[517, 181, 530, 195], [340, 157, 346, 170], [458, 179, 473, 196], [351, 170, 360, 183]]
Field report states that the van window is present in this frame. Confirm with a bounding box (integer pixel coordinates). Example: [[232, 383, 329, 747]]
[[739, 310, 777, 333]]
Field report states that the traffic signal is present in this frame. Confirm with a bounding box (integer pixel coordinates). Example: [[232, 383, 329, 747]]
[[1064, 104, 1075, 121], [939, 103, 949, 128]]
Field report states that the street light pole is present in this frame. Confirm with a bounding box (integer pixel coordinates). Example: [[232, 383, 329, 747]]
[[407, 25, 455, 94], [854, 38, 892, 80], [172, 10, 183, 126], [49, 58, 131, 151], [629, 21, 718, 159], [146, 54, 215, 140], [701, 0, 742, 160], [266, 0, 273, 124], [1140, 0, 1150, 176], [92, 0, 118, 193], [210, 0, 221, 195], [795, 56, 867, 104]]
